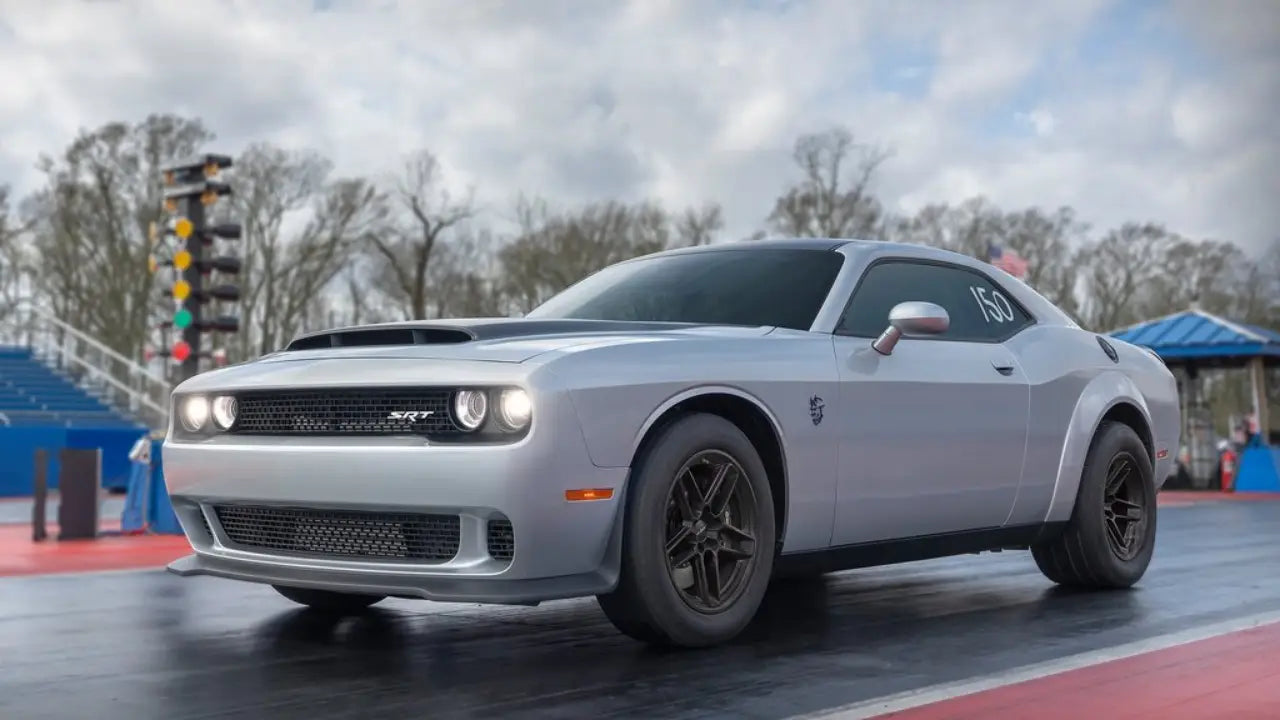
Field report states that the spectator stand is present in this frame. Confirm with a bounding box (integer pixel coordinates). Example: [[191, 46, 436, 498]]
[[1110, 307, 1279, 492]]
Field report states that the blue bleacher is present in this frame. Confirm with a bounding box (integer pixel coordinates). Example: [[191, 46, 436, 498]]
[[0, 345, 148, 495], [0, 346, 144, 430]]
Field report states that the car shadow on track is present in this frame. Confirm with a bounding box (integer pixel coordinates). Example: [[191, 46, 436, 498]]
[[137, 564, 1155, 718]]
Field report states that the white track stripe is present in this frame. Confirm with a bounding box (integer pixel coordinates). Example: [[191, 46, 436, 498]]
[[793, 609, 1280, 719], [0, 566, 167, 581]]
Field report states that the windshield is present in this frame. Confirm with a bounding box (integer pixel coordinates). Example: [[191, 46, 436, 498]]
[[526, 248, 845, 330]]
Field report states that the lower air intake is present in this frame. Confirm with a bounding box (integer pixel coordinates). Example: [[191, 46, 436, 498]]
[[212, 505, 461, 563], [487, 518, 515, 562]]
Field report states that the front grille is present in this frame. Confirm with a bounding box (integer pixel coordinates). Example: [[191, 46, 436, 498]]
[[487, 518, 515, 562], [230, 387, 458, 436], [212, 505, 461, 562]]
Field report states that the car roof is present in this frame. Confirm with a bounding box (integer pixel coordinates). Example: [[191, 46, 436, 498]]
[[645, 236, 945, 258], [646, 236, 866, 256]]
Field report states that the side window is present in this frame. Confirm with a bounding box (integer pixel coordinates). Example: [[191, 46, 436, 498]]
[[837, 260, 1033, 341]]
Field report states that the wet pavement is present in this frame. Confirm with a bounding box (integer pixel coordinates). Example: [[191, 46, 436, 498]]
[[2, 499, 1278, 719]]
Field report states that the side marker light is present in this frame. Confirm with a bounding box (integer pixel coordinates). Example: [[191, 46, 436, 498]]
[[565, 489, 614, 502]]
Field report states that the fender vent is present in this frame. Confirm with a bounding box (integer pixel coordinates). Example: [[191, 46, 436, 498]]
[[1096, 336, 1119, 363]]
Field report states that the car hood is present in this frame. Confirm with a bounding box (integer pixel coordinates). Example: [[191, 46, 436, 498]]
[[176, 319, 776, 392], [268, 318, 775, 361]]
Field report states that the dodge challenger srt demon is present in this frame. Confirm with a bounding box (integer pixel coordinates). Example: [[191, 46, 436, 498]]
[[162, 238, 1180, 647]]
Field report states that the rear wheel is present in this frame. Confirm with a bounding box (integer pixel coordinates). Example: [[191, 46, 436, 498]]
[[597, 412, 776, 648], [1032, 420, 1157, 588], [272, 585, 386, 614]]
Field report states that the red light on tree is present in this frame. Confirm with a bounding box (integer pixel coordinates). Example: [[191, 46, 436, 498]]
[[171, 340, 192, 362]]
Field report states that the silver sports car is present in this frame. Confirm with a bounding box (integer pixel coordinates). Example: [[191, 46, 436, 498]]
[[163, 238, 1180, 647]]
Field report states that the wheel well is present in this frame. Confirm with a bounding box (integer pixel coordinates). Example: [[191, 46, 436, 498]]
[[1101, 401, 1154, 465], [634, 393, 788, 549]]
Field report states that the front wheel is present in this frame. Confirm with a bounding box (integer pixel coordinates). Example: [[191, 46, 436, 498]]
[[1032, 420, 1157, 588], [597, 412, 776, 648], [272, 585, 386, 614]]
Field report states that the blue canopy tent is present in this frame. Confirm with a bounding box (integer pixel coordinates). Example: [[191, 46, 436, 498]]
[[1110, 308, 1279, 491]]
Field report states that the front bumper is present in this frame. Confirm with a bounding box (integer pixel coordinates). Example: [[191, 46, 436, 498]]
[[162, 392, 629, 605]]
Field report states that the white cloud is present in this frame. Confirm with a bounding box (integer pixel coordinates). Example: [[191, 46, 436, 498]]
[[1017, 109, 1057, 138], [0, 0, 1274, 256]]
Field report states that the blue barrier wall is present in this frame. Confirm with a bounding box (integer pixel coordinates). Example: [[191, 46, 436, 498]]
[[0, 427, 66, 496], [66, 427, 144, 490], [1234, 446, 1280, 492], [0, 426, 145, 496]]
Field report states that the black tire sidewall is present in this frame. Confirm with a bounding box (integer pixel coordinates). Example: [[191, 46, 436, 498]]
[[621, 412, 776, 646], [1073, 422, 1158, 585]]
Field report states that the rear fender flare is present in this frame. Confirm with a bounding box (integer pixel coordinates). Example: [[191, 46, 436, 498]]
[[1044, 371, 1153, 523]]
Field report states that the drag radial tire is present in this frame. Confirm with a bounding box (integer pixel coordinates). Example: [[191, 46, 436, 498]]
[[1032, 420, 1157, 588], [597, 412, 776, 648], [272, 585, 386, 613]]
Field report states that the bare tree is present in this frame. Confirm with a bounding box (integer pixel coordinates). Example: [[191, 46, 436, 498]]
[[228, 143, 388, 357], [674, 202, 724, 247], [1000, 206, 1089, 316], [23, 114, 215, 359], [887, 196, 1004, 257], [422, 228, 506, 318], [365, 149, 476, 319], [258, 178, 388, 352], [228, 143, 333, 359], [1144, 236, 1245, 316], [498, 197, 673, 314], [766, 126, 891, 239], [0, 186, 36, 325], [1076, 222, 1171, 331]]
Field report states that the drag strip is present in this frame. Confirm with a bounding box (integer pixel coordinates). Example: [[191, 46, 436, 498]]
[[1, 499, 1278, 720]]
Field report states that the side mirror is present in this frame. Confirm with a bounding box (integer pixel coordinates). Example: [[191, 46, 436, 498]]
[[871, 301, 949, 355]]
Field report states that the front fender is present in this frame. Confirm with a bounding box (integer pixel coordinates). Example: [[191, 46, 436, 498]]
[[563, 381, 782, 469], [1044, 370, 1154, 523]]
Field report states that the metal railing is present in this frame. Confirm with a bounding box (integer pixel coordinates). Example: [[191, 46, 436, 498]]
[[0, 302, 171, 430]]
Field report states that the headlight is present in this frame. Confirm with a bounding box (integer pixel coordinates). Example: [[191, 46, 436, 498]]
[[211, 395, 238, 429], [180, 395, 210, 432], [453, 389, 488, 431], [496, 388, 532, 431]]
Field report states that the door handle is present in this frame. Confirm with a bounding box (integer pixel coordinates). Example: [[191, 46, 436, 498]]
[[993, 364, 1014, 376]]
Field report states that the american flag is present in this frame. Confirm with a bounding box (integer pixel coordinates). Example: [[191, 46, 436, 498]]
[[988, 244, 1029, 279]]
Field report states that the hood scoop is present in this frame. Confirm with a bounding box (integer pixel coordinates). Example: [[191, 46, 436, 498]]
[[285, 326, 474, 351]]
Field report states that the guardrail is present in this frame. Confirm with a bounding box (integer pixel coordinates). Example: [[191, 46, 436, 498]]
[[0, 302, 171, 430]]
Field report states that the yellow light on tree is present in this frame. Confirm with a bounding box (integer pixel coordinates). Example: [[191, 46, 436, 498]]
[[172, 280, 191, 301], [173, 250, 192, 271], [147, 255, 158, 274], [174, 218, 193, 239]]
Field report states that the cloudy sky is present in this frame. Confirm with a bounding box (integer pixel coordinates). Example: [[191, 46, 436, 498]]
[[1, 0, 1276, 255]]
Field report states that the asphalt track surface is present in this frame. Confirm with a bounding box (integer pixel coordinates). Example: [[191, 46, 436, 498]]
[[2, 498, 1278, 719]]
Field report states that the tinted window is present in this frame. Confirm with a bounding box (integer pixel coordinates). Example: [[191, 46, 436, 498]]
[[837, 260, 1033, 341], [527, 248, 844, 330]]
